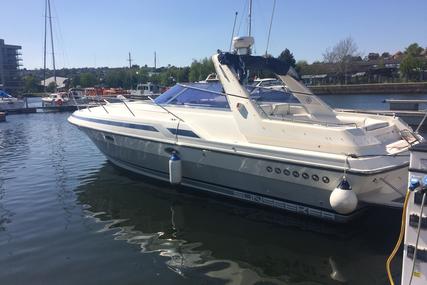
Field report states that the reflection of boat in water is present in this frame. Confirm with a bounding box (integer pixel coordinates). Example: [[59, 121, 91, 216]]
[[69, 35, 422, 222], [76, 163, 402, 284]]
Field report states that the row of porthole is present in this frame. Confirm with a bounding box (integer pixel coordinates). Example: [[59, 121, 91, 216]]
[[266, 166, 330, 183]]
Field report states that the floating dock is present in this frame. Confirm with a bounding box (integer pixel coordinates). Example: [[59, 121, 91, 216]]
[[3, 105, 90, 115]]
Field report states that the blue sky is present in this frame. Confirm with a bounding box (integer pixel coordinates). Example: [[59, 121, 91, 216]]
[[1, 0, 427, 69]]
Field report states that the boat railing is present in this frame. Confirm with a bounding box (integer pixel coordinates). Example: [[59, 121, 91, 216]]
[[165, 83, 359, 128], [120, 99, 135, 117]]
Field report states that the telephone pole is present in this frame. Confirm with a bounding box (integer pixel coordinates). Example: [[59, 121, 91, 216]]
[[127, 52, 132, 68]]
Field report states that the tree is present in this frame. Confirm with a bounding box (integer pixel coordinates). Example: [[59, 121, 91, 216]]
[[323, 37, 360, 84], [400, 54, 424, 81], [46, 82, 57, 92], [80, 72, 97, 87], [23, 75, 40, 92], [323, 37, 360, 64], [277, 49, 296, 68], [295, 60, 308, 74], [405, 43, 423, 57], [189, 58, 214, 82]]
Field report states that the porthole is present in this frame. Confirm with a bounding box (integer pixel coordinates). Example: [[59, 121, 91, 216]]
[[275, 167, 281, 174], [312, 174, 319, 181], [322, 176, 330, 183], [292, 171, 300, 178], [266, 166, 273, 173], [302, 172, 309, 179], [283, 169, 290, 176]]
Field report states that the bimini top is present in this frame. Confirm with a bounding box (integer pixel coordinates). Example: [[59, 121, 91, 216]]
[[217, 52, 292, 84]]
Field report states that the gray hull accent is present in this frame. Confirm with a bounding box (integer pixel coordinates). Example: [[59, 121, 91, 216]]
[[82, 127, 364, 222]]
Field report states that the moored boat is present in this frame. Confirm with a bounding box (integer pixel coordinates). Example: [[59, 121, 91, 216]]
[[68, 37, 422, 222]]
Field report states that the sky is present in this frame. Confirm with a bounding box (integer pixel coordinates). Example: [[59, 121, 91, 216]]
[[1, 0, 427, 69]]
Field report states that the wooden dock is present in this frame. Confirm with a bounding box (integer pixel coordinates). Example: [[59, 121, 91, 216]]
[[4, 105, 82, 115], [337, 108, 427, 126]]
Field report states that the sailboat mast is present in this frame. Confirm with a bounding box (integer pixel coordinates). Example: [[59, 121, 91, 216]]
[[248, 0, 252, 37], [43, 0, 48, 92], [47, 0, 56, 92]]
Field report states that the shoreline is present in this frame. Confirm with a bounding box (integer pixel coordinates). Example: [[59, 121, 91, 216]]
[[309, 82, 427, 95]]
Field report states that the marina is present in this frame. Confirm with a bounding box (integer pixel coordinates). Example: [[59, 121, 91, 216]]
[[0, 110, 426, 284], [2, 0, 427, 284]]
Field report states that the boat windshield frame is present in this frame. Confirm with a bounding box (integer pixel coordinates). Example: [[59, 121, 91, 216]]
[[154, 82, 301, 111]]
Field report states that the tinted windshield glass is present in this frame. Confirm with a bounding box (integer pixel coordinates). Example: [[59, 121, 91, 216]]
[[260, 80, 282, 87], [155, 83, 297, 107], [154, 85, 185, 104], [155, 84, 229, 109], [169, 88, 229, 108], [247, 86, 299, 103]]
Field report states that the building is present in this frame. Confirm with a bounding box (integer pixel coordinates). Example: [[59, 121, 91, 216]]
[[40, 76, 69, 91], [0, 39, 22, 95]]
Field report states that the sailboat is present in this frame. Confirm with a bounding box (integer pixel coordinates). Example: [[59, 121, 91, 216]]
[[40, 0, 71, 107]]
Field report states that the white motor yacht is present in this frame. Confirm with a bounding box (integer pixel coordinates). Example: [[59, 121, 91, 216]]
[[41, 92, 70, 107], [253, 78, 285, 91], [69, 37, 422, 222], [130, 82, 160, 96]]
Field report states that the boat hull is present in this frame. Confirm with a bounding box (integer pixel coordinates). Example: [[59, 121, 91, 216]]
[[79, 126, 408, 223]]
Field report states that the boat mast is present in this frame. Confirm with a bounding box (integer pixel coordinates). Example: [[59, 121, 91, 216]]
[[248, 0, 252, 37], [47, 0, 56, 92], [43, 0, 47, 92], [265, 0, 276, 56]]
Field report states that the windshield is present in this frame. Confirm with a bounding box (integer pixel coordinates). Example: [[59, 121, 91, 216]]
[[154, 82, 298, 108], [155, 84, 229, 109]]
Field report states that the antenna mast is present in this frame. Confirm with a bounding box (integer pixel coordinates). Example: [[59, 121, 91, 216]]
[[154, 51, 157, 69], [229, 12, 238, 52]]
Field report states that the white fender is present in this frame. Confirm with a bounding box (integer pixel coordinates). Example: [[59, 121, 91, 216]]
[[169, 153, 182, 185], [329, 178, 358, 214]]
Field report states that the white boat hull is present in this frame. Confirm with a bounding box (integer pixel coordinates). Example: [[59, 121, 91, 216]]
[[79, 126, 408, 222]]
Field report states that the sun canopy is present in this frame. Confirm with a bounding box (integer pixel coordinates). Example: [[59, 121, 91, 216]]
[[0, 90, 12, 98], [217, 52, 291, 77]]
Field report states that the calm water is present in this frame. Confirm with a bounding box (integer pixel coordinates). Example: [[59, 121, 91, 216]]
[[1, 94, 424, 285]]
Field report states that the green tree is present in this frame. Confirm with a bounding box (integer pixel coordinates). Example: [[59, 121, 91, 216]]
[[400, 54, 424, 81], [46, 82, 57, 92], [71, 75, 81, 87], [23, 75, 40, 92], [405, 43, 423, 57], [295, 60, 308, 74], [278, 49, 296, 68], [189, 58, 214, 82], [80, 72, 97, 87]]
